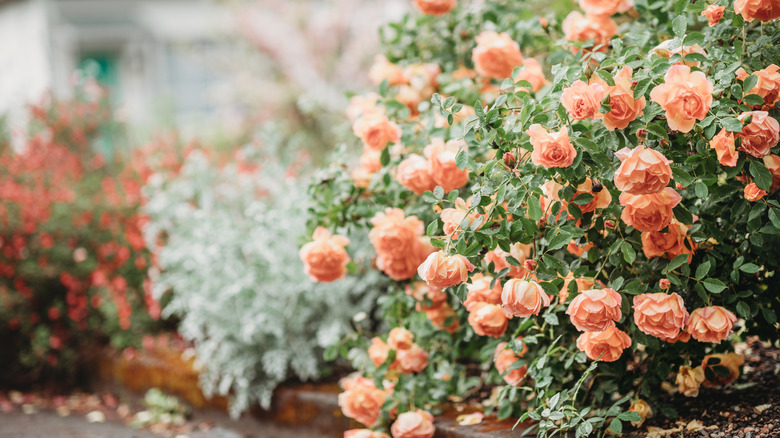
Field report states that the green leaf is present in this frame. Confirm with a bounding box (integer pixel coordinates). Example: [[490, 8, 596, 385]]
[[743, 74, 758, 94], [596, 70, 615, 86], [672, 16, 687, 37], [664, 254, 689, 274], [769, 208, 780, 229], [694, 181, 708, 199], [380, 147, 390, 166], [609, 418, 623, 434], [722, 117, 743, 133], [762, 307, 777, 324], [672, 167, 693, 187], [736, 301, 750, 318], [743, 94, 765, 106], [633, 78, 653, 100], [548, 232, 572, 251], [750, 160, 773, 191], [618, 412, 642, 422], [702, 278, 727, 293], [646, 123, 669, 140], [455, 149, 470, 170], [683, 32, 705, 46], [621, 242, 636, 264], [528, 195, 543, 221], [427, 220, 439, 237], [739, 263, 759, 273], [434, 185, 444, 200], [695, 260, 711, 280]]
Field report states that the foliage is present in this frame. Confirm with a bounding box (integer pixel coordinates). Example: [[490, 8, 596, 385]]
[[142, 126, 389, 417], [0, 80, 167, 386], [307, 0, 780, 436]]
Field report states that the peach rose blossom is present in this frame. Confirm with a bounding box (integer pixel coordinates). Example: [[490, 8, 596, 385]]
[[737, 111, 780, 158], [413, 0, 456, 16], [676, 365, 705, 397], [701, 352, 744, 386], [566, 241, 594, 258], [734, 0, 780, 22], [594, 66, 646, 130], [641, 219, 697, 262], [388, 327, 414, 351], [561, 12, 618, 52], [369, 55, 406, 86], [649, 64, 713, 132], [494, 341, 528, 386], [566, 288, 623, 332], [628, 400, 653, 428], [744, 183, 767, 201], [633, 293, 689, 341], [417, 251, 475, 288], [526, 124, 577, 168], [464, 273, 503, 310], [396, 154, 436, 194], [763, 154, 780, 189], [441, 198, 484, 238], [738, 65, 780, 108], [579, 0, 625, 16], [651, 40, 708, 68], [575, 325, 632, 362], [467, 302, 510, 337], [424, 302, 460, 333], [299, 227, 350, 283], [561, 80, 606, 120], [515, 58, 548, 92], [559, 274, 595, 304], [353, 111, 402, 151], [370, 209, 425, 260], [345, 429, 391, 438], [569, 179, 613, 213], [360, 147, 383, 174], [701, 5, 726, 25], [378, 255, 426, 281], [501, 279, 551, 317], [619, 187, 682, 232], [424, 138, 470, 193], [390, 410, 435, 438], [406, 282, 448, 309], [396, 344, 429, 373], [614, 146, 672, 195], [368, 336, 393, 368], [687, 306, 737, 343], [484, 244, 531, 278], [709, 129, 739, 167], [338, 376, 390, 427], [347, 93, 381, 122], [659, 279, 671, 290], [472, 31, 523, 80]]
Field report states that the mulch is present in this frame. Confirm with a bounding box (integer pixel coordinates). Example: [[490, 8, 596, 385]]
[[636, 337, 779, 438]]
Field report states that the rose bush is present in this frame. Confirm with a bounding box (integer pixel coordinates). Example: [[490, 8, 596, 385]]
[[307, 0, 779, 435]]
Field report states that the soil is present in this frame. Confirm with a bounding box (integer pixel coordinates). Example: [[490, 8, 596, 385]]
[[636, 338, 780, 438]]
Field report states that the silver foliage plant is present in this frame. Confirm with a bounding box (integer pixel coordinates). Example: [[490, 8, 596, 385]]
[[142, 132, 385, 417]]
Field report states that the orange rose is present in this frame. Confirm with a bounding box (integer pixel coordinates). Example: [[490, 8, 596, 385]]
[[701, 5, 726, 25], [472, 31, 523, 80], [687, 306, 737, 343], [396, 344, 429, 374], [406, 282, 448, 309], [424, 138, 469, 193], [744, 183, 767, 201], [369, 55, 406, 86], [676, 365, 705, 397], [709, 129, 739, 167], [417, 251, 475, 288], [738, 65, 780, 108], [378, 255, 426, 281], [370, 209, 424, 260], [633, 293, 689, 341], [559, 274, 595, 304], [595, 66, 646, 130], [650, 65, 713, 133], [353, 111, 402, 151], [527, 124, 577, 168], [388, 327, 414, 351], [561, 12, 617, 52], [347, 93, 381, 122], [737, 111, 779, 158], [396, 154, 436, 194], [628, 400, 653, 428], [441, 198, 483, 238], [734, 0, 780, 21], [579, 0, 625, 16], [484, 243, 532, 278], [424, 302, 460, 333], [652, 40, 708, 68], [566, 241, 594, 258], [613, 146, 672, 195], [299, 227, 350, 282], [501, 279, 551, 317], [345, 429, 391, 438], [390, 410, 435, 438], [641, 219, 697, 262], [368, 337, 392, 368], [701, 353, 744, 386], [467, 302, 510, 337], [338, 376, 390, 427], [494, 341, 528, 386], [764, 154, 780, 189], [566, 288, 623, 332], [619, 187, 682, 232], [516, 58, 548, 92], [413, 0, 456, 16], [575, 325, 632, 362], [561, 80, 606, 120], [360, 147, 382, 174], [464, 273, 503, 310]]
